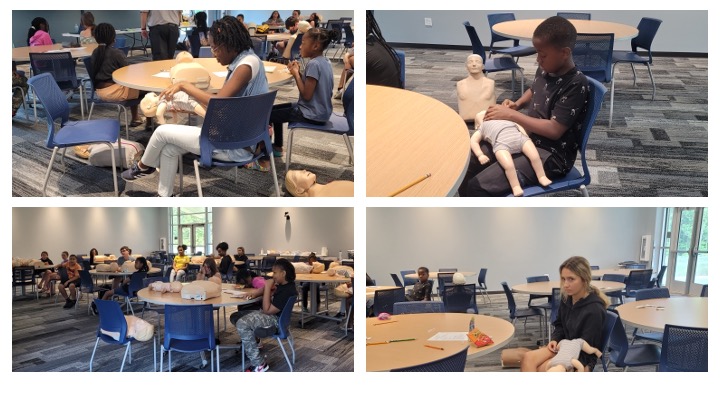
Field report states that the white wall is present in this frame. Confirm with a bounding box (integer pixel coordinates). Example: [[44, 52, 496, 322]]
[[213, 207, 354, 256], [12, 207, 165, 260], [367, 207, 658, 290], [374, 10, 708, 53], [12, 207, 354, 261]]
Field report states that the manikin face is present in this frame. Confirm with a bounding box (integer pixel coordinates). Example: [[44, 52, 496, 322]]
[[296, 170, 317, 189], [466, 55, 484, 75]]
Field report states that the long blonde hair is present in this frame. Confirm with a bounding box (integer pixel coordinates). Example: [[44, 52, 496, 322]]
[[559, 256, 609, 308]]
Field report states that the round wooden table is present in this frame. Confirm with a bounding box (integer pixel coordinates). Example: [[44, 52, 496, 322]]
[[367, 85, 470, 197], [512, 280, 625, 295], [405, 271, 477, 280], [616, 297, 708, 332], [296, 273, 351, 326], [112, 59, 292, 92], [366, 313, 515, 371], [137, 283, 260, 307], [492, 19, 638, 41], [591, 268, 633, 278], [12, 43, 99, 63]]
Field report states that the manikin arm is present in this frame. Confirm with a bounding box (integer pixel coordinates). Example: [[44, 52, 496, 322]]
[[470, 130, 489, 164]]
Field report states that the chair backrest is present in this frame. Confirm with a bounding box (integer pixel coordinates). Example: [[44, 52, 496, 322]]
[[261, 255, 277, 270], [487, 13, 520, 48], [289, 33, 303, 60], [462, 21, 487, 62], [198, 47, 212, 58], [549, 287, 562, 324], [114, 36, 127, 48], [659, 324, 708, 372], [441, 284, 478, 314], [626, 269, 653, 294], [500, 282, 518, 318], [391, 345, 468, 372], [477, 268, 488, 286], [342, 77, 354, 135], [127, 271, 148, 296], [394, 49, 406, 89], [632, 18, 662, 63], [79, 268, 94, 292], [197, 91, 278, 167], [393, 301, 445, 315], [275, 295, 297, 339], [625, 263, 647, 269], [527, 275, 549, 283], [81, 56, 97, 97], [399, 270, 415, 287], [590, 265, 600, 270], [373, 287, 405, 315], [700, 285, 708, 297], [572, 33, 614, 83], [557, 12, 591, 20], [655, 265, 667, 287], [57, 266, 69, 283], [635, 287, 670, 301], [574, 76, 608, 182], [390, 273, 404, 288], [29, 52, 79, 88], [438, 268, 457, 273], [326, 20, 343, 44], [94, 298, 130, 344], [599, 309, 618, 371], [436, 272, 455, 295], [606, 310, 630, 365], [342, 24, 354, 46], [601, 273, 627, 283], [163, 304, 216, 350], [251, 37, 267, 60], [27, 72, 71, 145]]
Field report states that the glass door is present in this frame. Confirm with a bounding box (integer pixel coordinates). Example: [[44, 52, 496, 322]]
[[180, 224, 206, 256], [666, 208, 708, 295]]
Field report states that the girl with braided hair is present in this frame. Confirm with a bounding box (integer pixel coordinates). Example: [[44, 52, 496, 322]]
[[90, 23, 146, 127], [267, 27, 339, 158], [121, 16, 269, 196], [27, 17, 52, 46]]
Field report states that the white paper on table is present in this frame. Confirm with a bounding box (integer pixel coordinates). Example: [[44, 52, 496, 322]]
[[213, 71, 228, 78], [264, 66, 276, 73], [222, 289, 248, 298], [152, 72, 171, 78], [428, 332, 469, 341]]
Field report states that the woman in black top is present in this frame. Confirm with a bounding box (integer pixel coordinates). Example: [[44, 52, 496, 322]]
[[186, 11, 209, 57], [521, 256, 608, 371]]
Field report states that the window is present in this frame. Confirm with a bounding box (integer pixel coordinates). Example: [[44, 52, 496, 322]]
[[169, 208, 212, 256]]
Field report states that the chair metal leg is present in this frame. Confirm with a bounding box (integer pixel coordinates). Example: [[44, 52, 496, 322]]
[[646, 63, 656, 101], [343, 134, 354, 165], [177, 155, 183, 196], [89, 337, 100, 371], [42, 147, 60, 196], [120, 342, 131, 372], [630, 63, 638, 86], [285, 128, 295, 172], [269, 153, 281, 197], [193, 160, 203, 197], [277, 336, 294, 372], [109, 141, 119, 196]]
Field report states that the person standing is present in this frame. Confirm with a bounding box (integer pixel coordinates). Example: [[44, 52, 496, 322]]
[[140, 10, 181, 60]]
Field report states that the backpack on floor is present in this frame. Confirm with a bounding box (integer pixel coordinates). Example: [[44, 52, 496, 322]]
[[88, 140, 145, 169]]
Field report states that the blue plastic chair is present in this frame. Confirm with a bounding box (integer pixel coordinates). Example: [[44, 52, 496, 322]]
[[399, 270, 415, 288], [82, 57, 140, 139], [79, 267, 108, 314], [198, 47, 213, 57], [612, 18, 662, 102], [463, 21, 524, 95], [116, 271, 148, 315], [27, 72, 121, 196], [700, 285, 708, 297], [181, 91, 280, 197], [341, 24, 354, 55], [394, 49, 406, 88], [487, 13, 537, 61], [29, 52, 85, 119], [161, 304, 217, 372], [393, 301, 445, 314], [659, 324, 708, 372], [602, 273, 627, 307], [546, 287, 562, 342], [572, 33, 616, 126], [441, 284, 478, 314], [391, 345, 468, 372], [526, 275, 551, 307], [630, 287, 670, 344], [476, 268, 490, 303], [507, 76, 607, 196], [241, 295, 298, 371], [500, 282, 544, 334], [597, 309, 617, 371], [624, 269, 653, 298], [390, 273, 404, 288], [606, 310, 661, 371], [90, 298, 157, 372], [372, 287, 405, 316], [557, 12, 591, 20], [436, 272, 455, 298], [286, 78, 354, 172]]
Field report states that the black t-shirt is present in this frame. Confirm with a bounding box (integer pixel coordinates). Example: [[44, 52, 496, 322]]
[[366, 36, 402, 88], [40, 258, 53, 265], [218, 255, 233, 276], [234, 254, 249, 271], [90, 46, 128, 84], [527, 67, 589, 174], [271, 282, 298, 315]]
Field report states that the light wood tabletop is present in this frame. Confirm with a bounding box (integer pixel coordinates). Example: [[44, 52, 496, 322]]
[[137, 283, 261, 307], [367, 85, 471, 197], [616, 297, 708, 333], [492, 19, 639, 41], [89, 268, 162, 277], [295, 273, 350, 283], [512, 280, 625, 295], [591, 268, 633, 278], [112, 59, 292, 92], [366, 285, 401, 300], [13, 43, 100, 62], [366, 313, 515, 371]]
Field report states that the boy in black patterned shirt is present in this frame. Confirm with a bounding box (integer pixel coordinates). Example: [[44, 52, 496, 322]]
[[406, 267, 432, 301]]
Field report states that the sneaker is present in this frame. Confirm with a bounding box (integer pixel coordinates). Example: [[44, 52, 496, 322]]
[[333, 89, 343, 100], [245, 363, 269, 372], [90, 302, 98, 315], [121, 162, 156, 181], [63, 299, 74, 309]]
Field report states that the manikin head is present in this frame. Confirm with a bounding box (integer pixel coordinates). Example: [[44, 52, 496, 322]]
[[175, 51, 194, 64], [140, 92, 161, 117], [285, 170, 317, 196], [466, 54, 484, 76]]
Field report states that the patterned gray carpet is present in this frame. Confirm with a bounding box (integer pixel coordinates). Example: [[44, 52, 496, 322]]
[[12, 52, 354, 197], [12, 287, 354, 372], [398, 48, 707, 197]]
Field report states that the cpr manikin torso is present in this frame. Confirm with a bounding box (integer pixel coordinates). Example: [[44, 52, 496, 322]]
[[285, 170, 354, 197], [457, 54, 496, 122]]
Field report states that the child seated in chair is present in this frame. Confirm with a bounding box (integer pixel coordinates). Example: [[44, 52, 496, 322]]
[[459, 16, 589, 196], [405, 267, 432, 301]]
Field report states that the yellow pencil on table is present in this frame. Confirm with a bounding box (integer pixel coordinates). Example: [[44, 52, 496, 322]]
[[389, 173, 431, 197], [366, 341, 389, 346], [424, 344, 444, 350], [373, 320, 398, 325]]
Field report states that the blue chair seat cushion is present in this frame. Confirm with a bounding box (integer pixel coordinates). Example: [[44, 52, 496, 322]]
[[635, 331, 663, 342], [610, 344, 661, 366], [612, 51, 650, 64], [515, 307, 544, 318], [507, 167, 587, 197], [493, 45, 536, 58], [165, 338, 214, 352], [484, 56, 522, 73], [288, 112, 349, 135], [53, 119, 121, 147]]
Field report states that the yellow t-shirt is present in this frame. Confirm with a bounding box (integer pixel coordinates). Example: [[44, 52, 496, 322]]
[[173, 254, 191, 270]]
